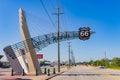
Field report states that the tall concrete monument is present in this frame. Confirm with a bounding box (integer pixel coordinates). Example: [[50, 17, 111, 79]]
[[19, 8, 41, 75]]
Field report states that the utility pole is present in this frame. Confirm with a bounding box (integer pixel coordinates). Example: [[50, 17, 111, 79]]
[[71, 49, 75, 65], [105, 52, 106, 59], [53, 7, 64, 72], [68, 42, 71, 68], [104, 51, 107, 67]]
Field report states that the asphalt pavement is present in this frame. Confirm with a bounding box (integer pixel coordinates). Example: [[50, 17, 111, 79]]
[[50, 65, 120, 80]]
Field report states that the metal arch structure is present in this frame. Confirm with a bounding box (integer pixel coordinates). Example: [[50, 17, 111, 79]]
[[3, 31, 95, 62], [11, 31, 95, 54], [3, 31, 95, 57]]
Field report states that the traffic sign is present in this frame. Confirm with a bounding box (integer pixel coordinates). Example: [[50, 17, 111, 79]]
[[37, 54, 43, 59], [79, 27, 91, 40]]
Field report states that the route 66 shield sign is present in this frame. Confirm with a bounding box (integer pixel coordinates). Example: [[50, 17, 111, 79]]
[[79, 27, 91, 40]]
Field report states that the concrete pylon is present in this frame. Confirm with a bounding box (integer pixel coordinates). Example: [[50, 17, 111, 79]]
[[19, 8, 41, 75]]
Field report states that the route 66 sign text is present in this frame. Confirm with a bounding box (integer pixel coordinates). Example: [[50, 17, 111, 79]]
[[79, 27, 91, 40]]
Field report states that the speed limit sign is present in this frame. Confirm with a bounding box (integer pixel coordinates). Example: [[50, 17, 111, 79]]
[[79, 27, 91, 40]]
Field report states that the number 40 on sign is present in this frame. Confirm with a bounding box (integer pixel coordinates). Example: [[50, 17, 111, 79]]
[[79, 27, 91, 40]]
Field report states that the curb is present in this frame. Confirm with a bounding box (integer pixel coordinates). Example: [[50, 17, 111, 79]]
[[45, 71, 65, 80]]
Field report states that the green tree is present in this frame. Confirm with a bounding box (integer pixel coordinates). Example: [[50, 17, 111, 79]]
[[92, 60, 101, 66], [111, 57, 120, 66]]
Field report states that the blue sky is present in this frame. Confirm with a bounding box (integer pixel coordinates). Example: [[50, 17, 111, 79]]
[[0, 0, 120, 62]]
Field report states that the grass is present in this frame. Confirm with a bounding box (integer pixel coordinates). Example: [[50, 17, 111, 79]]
[[66, 66, 72, 69], [106, 66, 120, 70]]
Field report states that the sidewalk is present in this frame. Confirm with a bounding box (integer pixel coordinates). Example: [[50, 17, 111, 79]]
[[31, 66, 68, 80], [0, 66, 68, 80]]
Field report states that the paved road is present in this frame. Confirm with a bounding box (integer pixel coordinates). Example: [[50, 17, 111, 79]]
[[50, 65, 120, 80]]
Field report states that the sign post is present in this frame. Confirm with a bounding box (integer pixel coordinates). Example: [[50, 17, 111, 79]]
[[37, 54, 43, 67]]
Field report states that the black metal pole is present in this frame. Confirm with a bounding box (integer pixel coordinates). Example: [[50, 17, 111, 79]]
[[11, 68, 14, 76], [47, 69, 50, 76], [44, 68, 47, 74]]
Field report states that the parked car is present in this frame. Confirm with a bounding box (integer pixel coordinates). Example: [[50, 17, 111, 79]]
[[99, 65, 104, 69], [1, 64, 10, 68], [1, 62, 10, 68], [50, 64, 54, 67]]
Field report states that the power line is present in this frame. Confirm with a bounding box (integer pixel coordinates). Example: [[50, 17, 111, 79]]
[[45, 0, 64, 32], [56, 0, 69, 32], [24, 12, 49, 35], [39, 0, 56, 30]]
